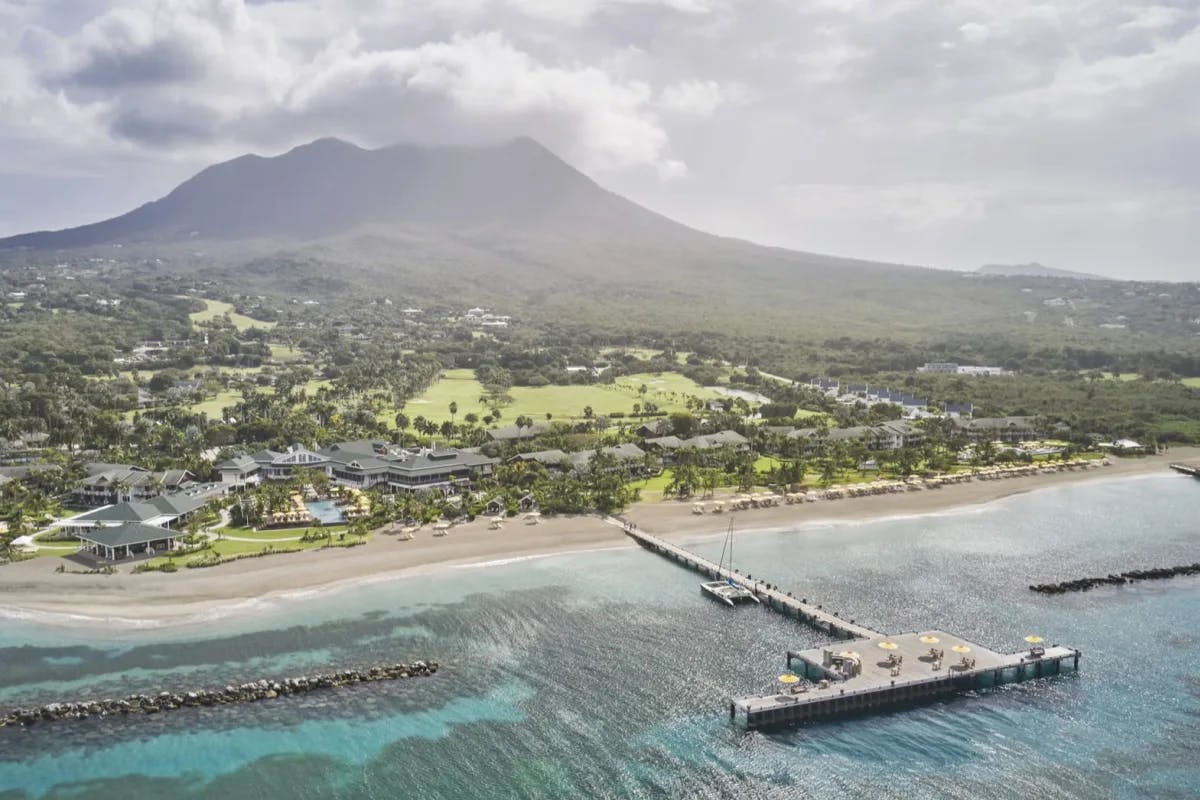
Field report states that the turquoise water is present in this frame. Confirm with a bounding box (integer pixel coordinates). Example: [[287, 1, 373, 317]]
[[1, 475, 1197, 798], [305, 500, 348, 525]]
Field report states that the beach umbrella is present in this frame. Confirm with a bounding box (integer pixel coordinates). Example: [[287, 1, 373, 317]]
[[950, 645, 971, 654], [1024, 635, 1044, 644], [877, 641, 900, 651], [919, 635, 940, 644], [778, 674, 800, 685], [837, 651, 861, 661]]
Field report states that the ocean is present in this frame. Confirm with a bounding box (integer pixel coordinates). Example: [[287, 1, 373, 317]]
[[0, 474, 1197, 799]]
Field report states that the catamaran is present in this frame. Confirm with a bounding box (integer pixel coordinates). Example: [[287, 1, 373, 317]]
[[701, 518, 761, 607]]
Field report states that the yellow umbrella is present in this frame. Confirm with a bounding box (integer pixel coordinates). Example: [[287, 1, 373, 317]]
[[951, 645, 972, 654], [1024, 635, 1044, 644], [778, 674, 800, 684], [877, 641, 899, 651], [919, 635, 940, 644], [837, 651, 861, 660]]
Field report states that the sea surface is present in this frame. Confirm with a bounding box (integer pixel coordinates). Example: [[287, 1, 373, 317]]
[[1, 474, 1197, 799]]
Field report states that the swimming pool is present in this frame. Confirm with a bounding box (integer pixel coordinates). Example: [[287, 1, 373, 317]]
[[305, 500, 347, 525]]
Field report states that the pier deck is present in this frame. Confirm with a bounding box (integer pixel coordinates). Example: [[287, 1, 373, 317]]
[[734, 634, 1078, 727], [624, 526, 1082, 728], [1169, 461, 1200, 478], [625, 527, 879, 639]]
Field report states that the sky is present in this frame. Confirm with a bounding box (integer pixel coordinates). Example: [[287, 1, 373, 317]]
[[1, 0, 1197, 281]]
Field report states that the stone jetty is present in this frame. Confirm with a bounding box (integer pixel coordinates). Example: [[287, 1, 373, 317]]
[[1030, 563, 1200, 594], [1, 660, 438, 728]]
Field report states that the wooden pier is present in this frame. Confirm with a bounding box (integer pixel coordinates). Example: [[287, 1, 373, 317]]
[[1169, 461, 1200, 478], [626, 527, 878, 639], [624, 526, 1081, 728]]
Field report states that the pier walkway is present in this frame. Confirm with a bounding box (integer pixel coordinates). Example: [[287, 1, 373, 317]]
[[624, 526, 1081, 728], [624, 527, 879, 639], [1169, 461, 1200, 478]]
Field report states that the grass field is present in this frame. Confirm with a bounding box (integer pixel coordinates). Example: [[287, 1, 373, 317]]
[[601, 347, 692, 365], [1086, 372, 1200, 388], [400, 369, 731, 425], [143, 531, 365, 568], [269, 343, 307, 362], [189, 299, 277, 331], [217, 526, 348, 541]]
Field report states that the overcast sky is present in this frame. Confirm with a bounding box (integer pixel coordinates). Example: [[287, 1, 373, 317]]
[[1, 0, 1197, 280]]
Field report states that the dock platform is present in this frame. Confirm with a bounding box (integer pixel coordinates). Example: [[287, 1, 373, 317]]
[[1169, 462, 1200, 478], [733, 631, 1079, 728], [624, 525, 1081, 728]]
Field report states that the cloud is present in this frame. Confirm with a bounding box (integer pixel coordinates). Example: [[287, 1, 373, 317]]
[[1, 0, 1198, 278], [659, 80, 723, 115]]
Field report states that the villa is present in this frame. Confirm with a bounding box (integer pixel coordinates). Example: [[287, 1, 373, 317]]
[[72, 463, 196, 507], [55, 485, 224, 536], [218, 441, 498, 495]]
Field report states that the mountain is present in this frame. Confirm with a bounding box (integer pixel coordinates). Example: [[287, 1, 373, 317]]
[[0, 137, 695, 250], [0, 136, 1079, 344], [976, 262, 1107, 280]]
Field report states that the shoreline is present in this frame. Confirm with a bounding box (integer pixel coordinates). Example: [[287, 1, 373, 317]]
[[1, 449, 1195, 631]]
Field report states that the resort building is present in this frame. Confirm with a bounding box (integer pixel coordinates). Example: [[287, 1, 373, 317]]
[[508, 444, 650, 474], [644, 430, 749, 463], [77, 522, 179, 562], [321, 441, 498, 493], [55, 485, 224, 536], [486, 421, 552, 442], [72, 463, 196, 507], [954, 416, 1039, 443], [218, 441, 499, 495]]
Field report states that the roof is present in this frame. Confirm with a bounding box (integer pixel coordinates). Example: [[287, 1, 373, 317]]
[[637, 419, 673, 436], [645, 435, 683, 449], [958, 416, 1036, 431], [70, 488, 214, 523], [83, 462, 146, 477], [511, 449, 570, 466], [78, 523, 177, 548], [680, 430, 749, 449], [568, 444, 647, 468], [73, 501, 165, 523], [216, 454, 259, 471]]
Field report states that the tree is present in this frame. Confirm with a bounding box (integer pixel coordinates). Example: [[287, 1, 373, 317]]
[[448, 401, 458, 423]]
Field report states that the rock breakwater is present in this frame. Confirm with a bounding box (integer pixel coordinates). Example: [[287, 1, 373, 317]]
[[1030, 563, 1200, 594], [1, 660, 438, 728]]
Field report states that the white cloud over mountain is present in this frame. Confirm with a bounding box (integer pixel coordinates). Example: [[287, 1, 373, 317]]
[[1, 0, 1197, 279]]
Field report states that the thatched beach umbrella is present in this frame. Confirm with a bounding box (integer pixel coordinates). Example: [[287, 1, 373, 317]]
[[919, 635, 940, 645], [1024, 635, 1044, 644], [950, 645, 971, 654], [778, 673, 800, 685], [877, 641, 900, 651]]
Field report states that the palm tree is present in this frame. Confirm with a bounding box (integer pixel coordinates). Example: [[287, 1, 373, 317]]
[[448, 401, 458, 424]]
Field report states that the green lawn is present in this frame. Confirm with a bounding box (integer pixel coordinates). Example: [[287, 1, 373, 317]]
[[189, 299, 277, 331], [1183, 377, 1200, 388], [401, 369, 730, 425], [142, 532, 364, 569], [269, 343, 307, 362], [188, 389, 245, 420], [217, 525, 347, 541], [601, 347, 693, 365]]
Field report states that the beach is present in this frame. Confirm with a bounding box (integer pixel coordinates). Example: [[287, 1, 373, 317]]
[[1, 449, 1195, 627]]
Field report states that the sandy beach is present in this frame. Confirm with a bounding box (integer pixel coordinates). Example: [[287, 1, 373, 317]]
[[1, 449, 1195, 628]]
